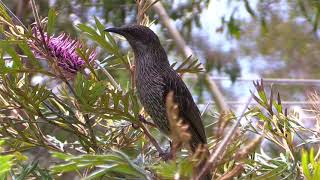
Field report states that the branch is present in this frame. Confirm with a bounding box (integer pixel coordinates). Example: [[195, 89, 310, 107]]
[[195, 97, 252, 179], [30, 0, 48, 51], [95, 60, 122, 91], [152, 2, 230, 112], [138, 115, 157, 127], [136, 117, 164, 155]]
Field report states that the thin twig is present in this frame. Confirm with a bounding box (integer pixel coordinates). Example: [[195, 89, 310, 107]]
[[138, 121, 164, 155], [95, 60, 122, 91], [30, 0, 49, 51], [0, 0, 27, 30], [84, 114, 100, 153], [200, 102, 210, 117], [196, 97, 252, 180], [139, 115, 157, 127]]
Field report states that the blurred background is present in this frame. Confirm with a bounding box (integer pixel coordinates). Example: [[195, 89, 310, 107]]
[[3, 0, 320, 134]]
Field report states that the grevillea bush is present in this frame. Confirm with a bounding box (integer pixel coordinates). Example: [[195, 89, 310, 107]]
[[0, 1, 320, 180]]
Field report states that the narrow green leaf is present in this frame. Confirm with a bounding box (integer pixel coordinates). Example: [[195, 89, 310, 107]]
[[6, 46, 22, 69], [15, 161, 39, 180], [261, 17, 268, 34], [310, 148, 315, 167], [256, 164, 287, 179], [130, 92, 140, 119], [244, 0, 256, 18], [47, 8, 57, 37], [18, 42, 41, 68], [302, 149, 312, 180], [78, 24, 113, 52], [51, 152, 72, 161], [0, 40, 23, 46], [0, 48, 7, 73], [0, 4, 12, 22], [85, 165, 118, 179], [123, 93, 129, 113], [0, 155, 14, 175], [78, 24, 98, 37], [94, 16, 105, 36], [50, 162, 79, 173], [105, 32, 117, 48], [313, 6, 320, 32]]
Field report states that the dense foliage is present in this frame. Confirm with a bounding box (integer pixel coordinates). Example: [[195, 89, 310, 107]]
[[1, 0, 320, 179]]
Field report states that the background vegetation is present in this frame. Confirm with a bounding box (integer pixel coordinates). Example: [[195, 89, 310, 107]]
[[1, 0, 320, 179]]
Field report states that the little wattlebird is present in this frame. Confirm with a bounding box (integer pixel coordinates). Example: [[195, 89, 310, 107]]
[[105, 25, 211, 179]]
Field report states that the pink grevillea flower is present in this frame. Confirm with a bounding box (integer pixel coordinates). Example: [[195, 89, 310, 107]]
[[31, 27, 96, 74]]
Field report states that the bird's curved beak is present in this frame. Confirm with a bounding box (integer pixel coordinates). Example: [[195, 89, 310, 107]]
[[104, 27, 124, 35]]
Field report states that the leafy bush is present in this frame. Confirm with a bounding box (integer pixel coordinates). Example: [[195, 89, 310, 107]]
[[0, 0, 319, 179]]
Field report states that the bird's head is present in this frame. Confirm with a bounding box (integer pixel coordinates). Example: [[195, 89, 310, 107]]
[[104, 24, 162, 54]]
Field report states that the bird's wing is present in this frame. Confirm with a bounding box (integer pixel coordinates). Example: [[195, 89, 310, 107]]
[[163, 69, 207, 145]]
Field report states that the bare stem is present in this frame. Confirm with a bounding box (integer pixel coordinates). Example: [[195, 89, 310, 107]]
[[95, 60, 122, 91], [138, 115, 157, 127], [138, 121, 164, 155], [195, 97, 252, 180], [30, 0, 49, 51]]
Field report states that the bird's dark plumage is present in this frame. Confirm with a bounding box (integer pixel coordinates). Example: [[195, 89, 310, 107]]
[[105, 24, 207, 150], [105, 24, 211, 180]]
